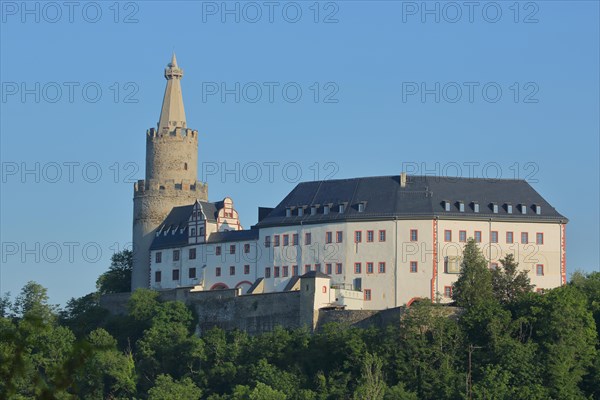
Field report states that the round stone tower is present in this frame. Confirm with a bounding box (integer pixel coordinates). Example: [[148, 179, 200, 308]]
[[131, 54, 208, 290]]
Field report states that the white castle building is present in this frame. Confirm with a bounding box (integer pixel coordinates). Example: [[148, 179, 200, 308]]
[[132, 56, 568, 310]]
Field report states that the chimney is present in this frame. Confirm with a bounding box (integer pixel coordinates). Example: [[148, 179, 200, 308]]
[[400, 172, 407, 188]]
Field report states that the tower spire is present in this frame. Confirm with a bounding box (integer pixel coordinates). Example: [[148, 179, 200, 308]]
[[158, 53, 186, 132]]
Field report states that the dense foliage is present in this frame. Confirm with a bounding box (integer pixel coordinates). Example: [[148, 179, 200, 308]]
[[1, 243, 598, 399]]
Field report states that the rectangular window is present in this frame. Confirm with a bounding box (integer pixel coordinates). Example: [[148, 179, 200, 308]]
[[536, 264, 544, 276], [216, 267, 221, 277], [521, 232, 529, 244], [336, 231, 343, 243], [274, 235, 280, 247], [459, 202, 465, 212], [493, 204, 499, 213], [292, 265, 298, 276], [244, 243, 250, 253], [355, 231, 362, 243], [358, 203, 365, 212], [367, 262, 374, 274], [507, 204, 513, 214], [172, 269, 179, 280], [326, 263, 333, 274], [474, 203, 480, 213], [244, 265, 250, 275], [282, 265, 289, 277], [305, 233, 311, 245], [410, 229, 418, 241], [474, 231, 482, 243], [274, 266, 280, 278], [315, 263, 322, 273], [229, 266, 235, 276], [189, 248, 196, 260], [326, 232, 333, 244], [155, 252, 162, 263], [536, 232, 544, 245], [336, 263, 343, 274], [265, 267, 271, 278], [265, 236, 271, 248], [293, 234, 299, 246], [378, 262, 386, 273], [379, 230, 386, 242], [410, 261, 418, 273], [491, 231, 498, 243], [305, 264, 311, 274], [216, 246, 222, 256], [283, 235, 289, 246], [444, 286, 452, 298], [189, 267, 197, 279], [367, 230, 374, 242], [155, 271, 162, 282], [459, 230, 467, 242], [354, 262, 362, 274], [444, 230, 452, 242], [364, 289, 372, 301], [173, 250, 180, 261], [229, 245, 235, 254], [506, 231, 514, 244]]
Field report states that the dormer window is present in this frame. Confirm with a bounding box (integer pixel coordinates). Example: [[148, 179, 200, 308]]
[[492, 203, 498, 213], [535, 205, 541, 215], [324, 205, 330, 215], [507, 204, 513, 214], [444, 201, 451, 212], [358, 203, 365, 213], [521, 204, 527, 214], [339, 204, 345, 213], [298, 208, 304, 217], [473, 202, 479, 213], [286, 208, 292, 217], [459, 202, 465, 212], [311, 206, 317, 216]]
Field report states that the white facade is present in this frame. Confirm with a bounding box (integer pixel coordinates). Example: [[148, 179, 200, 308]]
[[149, 214, 566, 310]]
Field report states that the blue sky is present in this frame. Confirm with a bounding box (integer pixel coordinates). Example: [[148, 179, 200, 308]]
[[1, 0, 598, 305]]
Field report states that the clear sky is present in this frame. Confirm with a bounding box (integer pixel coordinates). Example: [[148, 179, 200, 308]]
[[1, 0, 598, 305]]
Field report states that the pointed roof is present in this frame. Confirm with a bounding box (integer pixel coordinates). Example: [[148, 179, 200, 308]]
[[158, 53, 186, 131]]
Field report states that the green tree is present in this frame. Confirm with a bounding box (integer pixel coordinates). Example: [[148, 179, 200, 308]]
[[137, 301, 204, 391], [452, 239, 494, 308], [491, 254, 534, 303], [535, 285, 597, 399], [96, 249, 132, 294], [353, 352, 387, 400], [148, 374, 202, 400], [59, 292, 109, 338], [73, 328, 136, 399]]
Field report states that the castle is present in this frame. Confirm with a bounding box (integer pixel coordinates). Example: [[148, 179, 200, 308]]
[[131, 56, 568, 317]]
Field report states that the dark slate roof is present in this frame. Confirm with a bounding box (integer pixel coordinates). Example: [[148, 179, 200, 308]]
[[247, 278, 264, 294], [151, 205, 193, 250], [150, 201, 224, 250], [255, 175, 567, 228], [206, 229, 259, 243], [283, 276, 300, 291], [301, 271, 331, 279]]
